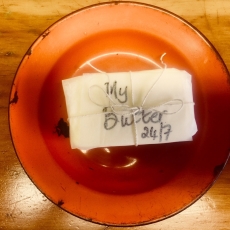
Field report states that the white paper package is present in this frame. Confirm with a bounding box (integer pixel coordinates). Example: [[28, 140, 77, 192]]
[[62, 68, 197, 150]]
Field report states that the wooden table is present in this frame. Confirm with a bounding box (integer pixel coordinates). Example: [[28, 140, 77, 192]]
[[1, 0, 230, 229]]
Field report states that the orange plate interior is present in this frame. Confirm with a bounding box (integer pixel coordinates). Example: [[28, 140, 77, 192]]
[[9, 2, 230, 226]]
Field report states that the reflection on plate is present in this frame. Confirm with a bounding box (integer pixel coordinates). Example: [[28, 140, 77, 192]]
[[9, 2, 230, 226]]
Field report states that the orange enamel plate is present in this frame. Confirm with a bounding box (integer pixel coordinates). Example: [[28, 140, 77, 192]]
[[9, 2, 230, 226]]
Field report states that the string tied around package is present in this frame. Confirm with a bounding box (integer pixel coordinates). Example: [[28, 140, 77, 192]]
[[87, 53, 186, 146]]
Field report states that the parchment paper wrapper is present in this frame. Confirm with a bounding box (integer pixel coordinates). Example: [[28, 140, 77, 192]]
[[62, 68, 197, 150]]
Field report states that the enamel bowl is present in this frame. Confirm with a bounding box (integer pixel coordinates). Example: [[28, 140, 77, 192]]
[[9, 2, 230, 226]]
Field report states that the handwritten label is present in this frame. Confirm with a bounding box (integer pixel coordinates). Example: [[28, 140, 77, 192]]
[[103, 81, 172, 142], [104, 81, 128, 103]]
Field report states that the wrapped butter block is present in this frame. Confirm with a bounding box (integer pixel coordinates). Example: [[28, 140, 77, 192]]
[[62, 68, 197, 150]]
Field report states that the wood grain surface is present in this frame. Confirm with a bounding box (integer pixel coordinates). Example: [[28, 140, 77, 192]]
[[1, 0, 230, 229]]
